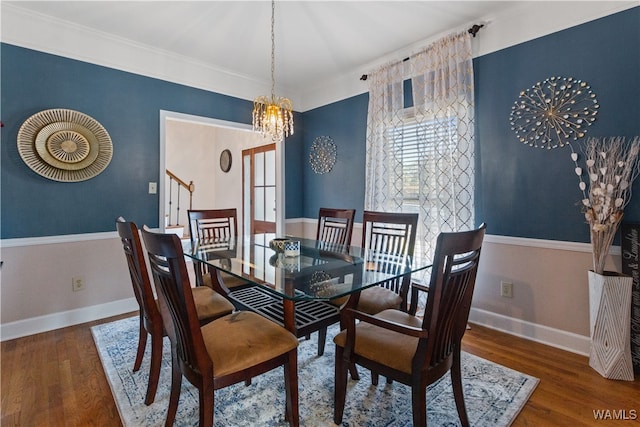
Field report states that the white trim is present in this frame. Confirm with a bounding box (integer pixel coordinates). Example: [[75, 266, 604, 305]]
[[1, 228, 617, 257], [0, 231, 119, 248], [0, 277, 594, 356], [3, 2, 637, 112], [0, 3, 272, 105], [0, 298, 138, 342], [469, 307, 590, 356]]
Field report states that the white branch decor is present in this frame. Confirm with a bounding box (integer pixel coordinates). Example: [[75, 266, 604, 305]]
[[571, 137, 640, 274]]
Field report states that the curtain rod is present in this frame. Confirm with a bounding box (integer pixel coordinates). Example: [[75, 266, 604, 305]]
[[359, 24, 484, 81]]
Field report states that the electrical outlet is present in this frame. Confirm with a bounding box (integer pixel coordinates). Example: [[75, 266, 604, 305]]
[[500, 281, 513, 298], [72, 276, 86, 292]]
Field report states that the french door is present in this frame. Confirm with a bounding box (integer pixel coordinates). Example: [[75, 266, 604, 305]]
[[242, 143, 277, 236]]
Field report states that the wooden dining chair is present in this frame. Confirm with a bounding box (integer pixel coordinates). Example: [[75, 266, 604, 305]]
[[330, 210, 418, 380], [313, 208, 355, 355], [356, 210, 419, 315], [316, 208, 356, 248], [333, 223, 486, 427], [187, 208, 248, 292], [141, 227, 300, 427], [115, 218, 235, 405]]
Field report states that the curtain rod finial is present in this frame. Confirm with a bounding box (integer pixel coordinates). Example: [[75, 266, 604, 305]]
[[468, 24, 484, 37]]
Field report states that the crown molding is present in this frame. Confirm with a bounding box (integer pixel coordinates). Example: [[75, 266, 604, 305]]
[[296, 1, 639, 111], [0, 3, 275, 105], [2, 2, 638, 112]]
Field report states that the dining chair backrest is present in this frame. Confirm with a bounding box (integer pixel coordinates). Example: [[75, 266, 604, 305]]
[[419, 223, 486, 370], [188, 208, 238, 244], [316, 208, 356, 247], [116, 218, 161, 326], [361, 211, 419, 306], [187, 208, 238, 287], [141, 227, 213, 377], [361, 211, 418, 258]]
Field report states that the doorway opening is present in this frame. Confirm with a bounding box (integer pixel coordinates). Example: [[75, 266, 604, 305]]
[[159, 110, 285, 236]]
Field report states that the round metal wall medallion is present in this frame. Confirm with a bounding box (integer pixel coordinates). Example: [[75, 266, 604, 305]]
[[309, 136, 337, 174], [17, 109, 113, 182]]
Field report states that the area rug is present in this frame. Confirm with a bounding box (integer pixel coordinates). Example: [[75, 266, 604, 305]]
[[92, 317, 538, 426]]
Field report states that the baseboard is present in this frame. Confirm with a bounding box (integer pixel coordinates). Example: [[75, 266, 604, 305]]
[[469, 307, 590, 356], [1, 296, 592, 356], [0, 297, 138, 342]]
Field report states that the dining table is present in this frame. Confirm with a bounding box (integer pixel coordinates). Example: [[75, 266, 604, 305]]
[[184, 233, 429, 339]]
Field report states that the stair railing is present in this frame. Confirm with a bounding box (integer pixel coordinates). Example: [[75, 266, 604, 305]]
[[165, 169, 194, 231]]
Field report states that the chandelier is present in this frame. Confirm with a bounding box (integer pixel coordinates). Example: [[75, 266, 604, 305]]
[[252, 0, 293, 143]]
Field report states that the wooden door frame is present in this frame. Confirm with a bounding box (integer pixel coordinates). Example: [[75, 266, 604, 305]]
[[242, 143, 277, 235]]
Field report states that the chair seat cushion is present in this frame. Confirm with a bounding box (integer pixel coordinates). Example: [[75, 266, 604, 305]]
[[330, 286, 403, 314], [202, 311, 298, 377], [191, 286, 234, 321], [334, 309, 422, 374], [355, 286, 403, 314], [203, 272, 249, 290]]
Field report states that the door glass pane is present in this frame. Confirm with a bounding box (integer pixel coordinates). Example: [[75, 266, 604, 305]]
[[253, 245, 265, 280], [265, 150, 276, 186], [255, 152, 265, 186], [254, 187, 265, 221], [265, 186, 276, 222], [243, 154, 251, 235]]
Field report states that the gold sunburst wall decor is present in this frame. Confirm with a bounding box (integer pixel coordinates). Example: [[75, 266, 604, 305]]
[[17, 109, 113, 182], [509, 76, 599, 149]]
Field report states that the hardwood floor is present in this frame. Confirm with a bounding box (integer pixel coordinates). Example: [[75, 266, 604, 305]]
[[2, 314, 639, 426]]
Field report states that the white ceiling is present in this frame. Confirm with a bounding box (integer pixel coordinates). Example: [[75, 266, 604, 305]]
[[3, 1, 638, 111], [6, 1, 510, 88]]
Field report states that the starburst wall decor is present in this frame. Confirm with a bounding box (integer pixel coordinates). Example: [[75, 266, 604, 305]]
[[309, 136, 337, 174], [509, 76, 599, 149]]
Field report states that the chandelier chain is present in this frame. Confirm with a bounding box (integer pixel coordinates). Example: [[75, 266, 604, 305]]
[[270, 0, 276, 100], [251, 0, 294, 142]]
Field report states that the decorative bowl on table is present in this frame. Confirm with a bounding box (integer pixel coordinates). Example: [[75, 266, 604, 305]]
[[269, 253, 300, 273], [269, 238, 291, 253]]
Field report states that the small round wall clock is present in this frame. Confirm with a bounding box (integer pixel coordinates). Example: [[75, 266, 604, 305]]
[[220, 149, 232, 172]]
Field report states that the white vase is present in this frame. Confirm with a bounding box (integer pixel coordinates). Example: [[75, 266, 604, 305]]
[[588, 270, 634, 380]]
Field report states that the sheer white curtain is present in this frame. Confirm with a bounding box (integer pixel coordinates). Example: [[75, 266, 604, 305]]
[[365, 31, 475, 268]]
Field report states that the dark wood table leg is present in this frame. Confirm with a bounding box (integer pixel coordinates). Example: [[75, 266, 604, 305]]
[[282, 298, 297, 334]]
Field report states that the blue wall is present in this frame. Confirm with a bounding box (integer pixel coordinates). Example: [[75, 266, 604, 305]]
[[0, 45, 304, 238], [2, 7, 639, 242], [301, 94, 368, 223], [474, 7, 640, 242], [301, 6, 640, 243]]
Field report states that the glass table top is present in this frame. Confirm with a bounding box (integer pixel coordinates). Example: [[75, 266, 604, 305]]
[[184, 233, 429, 301]]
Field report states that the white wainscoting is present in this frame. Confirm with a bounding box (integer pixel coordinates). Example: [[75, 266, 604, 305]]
[[2, 221, 610, 356]]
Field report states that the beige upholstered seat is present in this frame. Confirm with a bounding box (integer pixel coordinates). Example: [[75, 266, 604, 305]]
[[333, 224, 486, 427], [115, 218, 234, 406], [141, 227, 299, 427]]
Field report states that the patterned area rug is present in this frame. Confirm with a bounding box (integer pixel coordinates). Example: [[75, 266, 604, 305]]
[[92, 316, 538, 426]]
